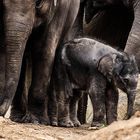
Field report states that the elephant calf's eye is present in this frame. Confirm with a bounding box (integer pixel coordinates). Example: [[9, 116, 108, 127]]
[[123, 78, 129, 84]]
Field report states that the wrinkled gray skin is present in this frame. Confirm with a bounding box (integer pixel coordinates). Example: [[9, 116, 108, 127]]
[[125, 1, 140, 69], [49, 38, 139, 127], [0, 0, 80, 124]]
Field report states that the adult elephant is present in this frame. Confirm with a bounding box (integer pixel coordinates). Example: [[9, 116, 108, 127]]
[[125, 1, 140, 69], [0, 0, 80, 124], [76, 0, 140, 124]]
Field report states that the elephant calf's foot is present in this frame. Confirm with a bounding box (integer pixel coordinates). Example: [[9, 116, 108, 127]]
[[123, 113, 132, 120], [58, 117, 74, 127], [39, 116, 50, 125], [50, 117, 58, 126], [91, 121, 106, 128], [71, 118, 81, 127]]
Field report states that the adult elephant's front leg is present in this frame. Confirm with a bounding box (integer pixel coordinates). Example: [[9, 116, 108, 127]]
[[0, 0, 35, 116], [27, 0, 80, 124]]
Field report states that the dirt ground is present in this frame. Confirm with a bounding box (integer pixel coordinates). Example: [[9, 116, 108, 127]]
[[1, 114, 140, 140], [0, 77, 140, 140], [0, 117, 93, 140]]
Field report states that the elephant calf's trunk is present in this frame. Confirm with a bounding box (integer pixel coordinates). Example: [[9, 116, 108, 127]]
[[125, 90, 136, 119]]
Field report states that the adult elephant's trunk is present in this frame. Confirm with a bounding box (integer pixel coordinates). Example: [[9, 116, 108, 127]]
[[0, 0, 35, 116], [125, 1, 140, 70]]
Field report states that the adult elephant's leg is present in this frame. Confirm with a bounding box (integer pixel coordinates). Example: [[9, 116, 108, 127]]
[[105, 82, 119, 124], [27, 0, 80, 124], [125, 1, 140, 70], [0, 0, 35, 116], [10, 49, 31, 122], [21, 24, 51, 124], [66, 0, 85, 40], [48, 76, 58, 126], [0, 2, 5, 98]]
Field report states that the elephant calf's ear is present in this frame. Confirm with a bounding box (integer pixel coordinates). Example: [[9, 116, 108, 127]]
[[112, 54, 124, 75], [98, 55, 114, 82]]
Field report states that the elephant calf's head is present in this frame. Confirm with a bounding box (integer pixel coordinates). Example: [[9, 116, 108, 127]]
[[98, 52, 139, 118], [98, 52, 139, 91]]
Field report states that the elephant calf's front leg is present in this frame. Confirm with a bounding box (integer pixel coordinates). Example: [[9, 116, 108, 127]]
[[89, 77, 106, 127], [105, 83, 119, 124]]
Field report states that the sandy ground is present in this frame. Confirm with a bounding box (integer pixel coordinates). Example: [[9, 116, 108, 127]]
[[1, 114, 140, 140], [0, 117, 93, 140], [0, 77, 140, 140]]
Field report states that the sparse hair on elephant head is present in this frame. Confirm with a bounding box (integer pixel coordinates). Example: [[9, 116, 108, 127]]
[[98, 52, 139, 90]]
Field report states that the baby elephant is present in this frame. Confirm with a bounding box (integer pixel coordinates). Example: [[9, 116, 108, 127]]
[[48, 38, 139, 127]]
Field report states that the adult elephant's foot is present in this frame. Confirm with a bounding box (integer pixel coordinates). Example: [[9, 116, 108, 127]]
[[0, 99, 11, 116], [58, 117, 74, 127], [21, 112, 50, 125], [10, 109, 25, 122], [21, 112, 39, 124], [39, 116, 50, 125]]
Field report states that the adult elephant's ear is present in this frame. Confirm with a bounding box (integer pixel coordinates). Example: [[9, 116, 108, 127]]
[[98, 53, 123, 82]]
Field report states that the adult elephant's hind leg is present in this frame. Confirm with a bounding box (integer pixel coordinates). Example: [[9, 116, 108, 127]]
[[21, 25, 49, 124]]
